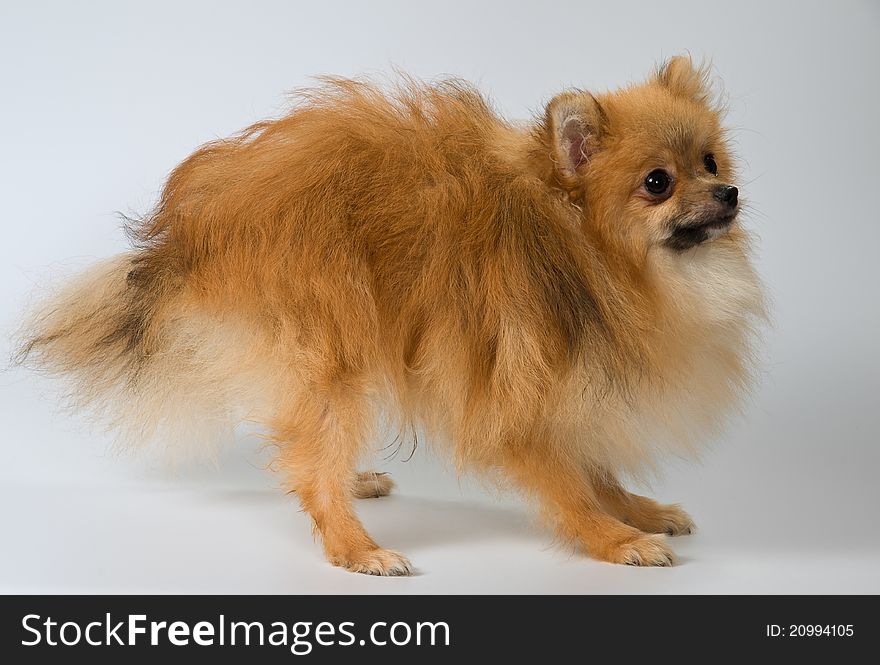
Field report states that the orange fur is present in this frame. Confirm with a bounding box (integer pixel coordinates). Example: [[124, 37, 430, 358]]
[[18, 57, 765, 574]]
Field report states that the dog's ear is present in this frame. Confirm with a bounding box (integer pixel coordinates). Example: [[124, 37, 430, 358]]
[[656, 55, 711, 105], [543, 91, 607, 187]]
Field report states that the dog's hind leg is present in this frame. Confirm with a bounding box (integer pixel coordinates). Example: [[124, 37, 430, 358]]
[[273, 380, 411, 576], [352, 471, 395, 499]]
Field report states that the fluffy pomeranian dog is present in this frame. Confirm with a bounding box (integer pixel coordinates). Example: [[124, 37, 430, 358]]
[[18, 56, 764, 574]]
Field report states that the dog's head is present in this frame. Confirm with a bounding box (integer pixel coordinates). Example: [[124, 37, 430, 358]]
[[542, 56, 739, 253]]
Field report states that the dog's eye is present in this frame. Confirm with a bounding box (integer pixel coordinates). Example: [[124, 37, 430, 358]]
[[704, 154, 718, 175], [644, 169, 672, 197]]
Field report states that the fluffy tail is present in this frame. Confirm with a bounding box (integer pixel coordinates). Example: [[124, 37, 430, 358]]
[[15, 253, 260, 460], [17, 253, 151, 386]]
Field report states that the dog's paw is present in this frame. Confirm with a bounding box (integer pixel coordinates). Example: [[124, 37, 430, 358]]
[[331, 548, 413, 576], [352, 471, 395, 499], [626, 503, 695, 536], [609, 533, 675, 567]]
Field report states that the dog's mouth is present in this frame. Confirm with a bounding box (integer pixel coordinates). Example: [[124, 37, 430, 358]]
[[665, 212, 736, 251]]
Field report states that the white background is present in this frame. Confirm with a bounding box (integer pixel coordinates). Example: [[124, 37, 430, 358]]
[[1, 0, 878, 593]]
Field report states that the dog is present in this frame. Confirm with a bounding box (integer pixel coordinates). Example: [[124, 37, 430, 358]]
[[18, 56, 765, 574]]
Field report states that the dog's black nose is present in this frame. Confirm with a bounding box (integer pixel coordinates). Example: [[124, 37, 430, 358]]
[[713, 185, 738, 207]]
